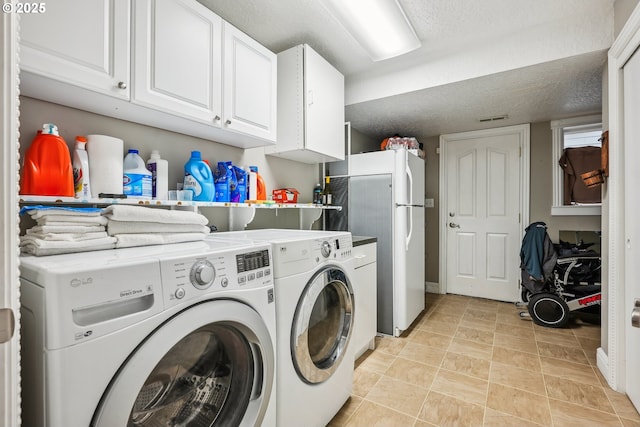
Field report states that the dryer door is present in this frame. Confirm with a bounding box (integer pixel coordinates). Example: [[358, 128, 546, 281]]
[[91, 300, 274, 427], [292, 265, 354, 384]]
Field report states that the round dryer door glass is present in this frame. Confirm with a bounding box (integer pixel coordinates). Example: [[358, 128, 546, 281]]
[[128, 324, 253, 427], [292, 266, 354, 384]]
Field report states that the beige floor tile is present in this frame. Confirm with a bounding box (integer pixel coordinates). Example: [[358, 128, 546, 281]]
[[535, 330, 582, 348], [537, 341, 589, 365], [328, 396, 363, 427], [497, 301, 523, 314], [356, 349, 396, 374], [413, 419, 438, 427], [366, 376, 429, 418], [352, 367, 381, 398], [398, 341, 446, 368], [483, 407, 544, 427], [548, 398, 623, 427], [345, 399, 417, 427], [408, 330, 453, 350], [496, 311, 530, 327], [540, 355, 600, 386], [459, 317, 497, 332], [494, 332, 538, 354], [418, 391, 484, 427], [533, 323, 577, 337], [470, 298, 501, 312], [604, 388, 640, 421], [492, 346, 541, 372], [374, 336, 408, 356], [486, 383, 552, 426], [448, 337, 493, 361], [463, 308, 498, 323], [622, 418, 640, 427], [455, 326, 495, 346], [570, 321, 602, 340], [489, 361, 546, 395], [433, 301, 467, 316], [494, 321, 535, 339], [441, 351, 491, 381], [577, 335, 601, 352], [431, 369, 488, 406], [417, 317, 459, 336], [544, 375, 615, 413], [427, 310, 464, 324], [385, 357, 438, 389]]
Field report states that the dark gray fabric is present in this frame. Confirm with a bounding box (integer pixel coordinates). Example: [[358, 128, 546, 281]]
[[520, 222, 558, 294]]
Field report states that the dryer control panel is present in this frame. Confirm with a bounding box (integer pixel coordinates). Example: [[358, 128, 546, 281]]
[[159, 244, 273, 307]]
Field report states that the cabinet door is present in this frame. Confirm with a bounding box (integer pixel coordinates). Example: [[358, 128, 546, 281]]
[[132, 0, 222, 124], [20, 0, 130, 99], [304, 46, 345, 161], [223, 23, 277, 142]]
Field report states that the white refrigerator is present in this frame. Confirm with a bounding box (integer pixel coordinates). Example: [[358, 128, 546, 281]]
[[349, 149, 425, 337]]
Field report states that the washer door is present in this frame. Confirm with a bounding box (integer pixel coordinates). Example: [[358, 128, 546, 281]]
[[292, 266, 354, 384], [91, 300, 274, 427]]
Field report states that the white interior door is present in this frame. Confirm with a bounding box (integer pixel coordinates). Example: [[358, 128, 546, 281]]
[[624, 48, 640, 412], [1, 8, 20, 427], [442, 125, 528, 302]]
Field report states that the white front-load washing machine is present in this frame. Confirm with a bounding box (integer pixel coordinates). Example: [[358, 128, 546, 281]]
[[20, 239, 277, 427], [210, 229, 356, 427]]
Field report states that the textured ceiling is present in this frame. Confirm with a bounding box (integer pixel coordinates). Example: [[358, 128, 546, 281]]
[[198, 0, 613, 140]]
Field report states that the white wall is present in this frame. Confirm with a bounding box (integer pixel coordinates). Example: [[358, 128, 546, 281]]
[[19, 96, 319, 230]]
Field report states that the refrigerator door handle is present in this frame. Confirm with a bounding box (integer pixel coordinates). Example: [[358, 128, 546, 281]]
[[405, 157, 414, 250]]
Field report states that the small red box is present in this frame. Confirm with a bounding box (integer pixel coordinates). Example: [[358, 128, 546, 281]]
[[272, 188, 299, 203]]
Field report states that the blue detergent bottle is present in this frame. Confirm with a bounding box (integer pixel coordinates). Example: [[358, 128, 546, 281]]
[[183, 151, 214, 201]]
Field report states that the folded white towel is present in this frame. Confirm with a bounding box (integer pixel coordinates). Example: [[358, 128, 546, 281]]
[[20, 236, 117, 256], [27, 225, 106, 234], [102, 205, 208, 225], [37, 215, 108, 226], [26, 206, 102, 219], [107, 221, 210, 235], [22, 232, 108, 241], [114, 233, 206, 249]]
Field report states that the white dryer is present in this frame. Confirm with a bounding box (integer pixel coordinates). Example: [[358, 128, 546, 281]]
[[20, 239, 277, 427], [210, 229, 356, 427]]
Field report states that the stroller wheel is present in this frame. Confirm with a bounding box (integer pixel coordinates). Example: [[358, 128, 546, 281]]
[[527, 293, 570, 328], [521, 287, 533, 303]]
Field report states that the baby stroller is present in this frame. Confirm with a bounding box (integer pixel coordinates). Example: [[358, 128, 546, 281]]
[[517, 222, 602, 328]]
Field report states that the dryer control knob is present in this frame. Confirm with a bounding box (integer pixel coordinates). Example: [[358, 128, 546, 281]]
[[190, 260, 215, 289], [320, 241, 332, 258]]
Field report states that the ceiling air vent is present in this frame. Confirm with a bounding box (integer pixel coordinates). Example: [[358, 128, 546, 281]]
[[478, 114, 509, 123]]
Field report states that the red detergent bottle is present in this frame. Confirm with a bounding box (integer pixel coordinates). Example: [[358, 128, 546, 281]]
[[20, 123, 74, 196]]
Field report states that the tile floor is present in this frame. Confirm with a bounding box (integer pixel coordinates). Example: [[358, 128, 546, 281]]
[[329, 293, 640, 427]]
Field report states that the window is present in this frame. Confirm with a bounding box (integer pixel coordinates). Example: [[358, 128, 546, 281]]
[[551, 115, 602, 216]]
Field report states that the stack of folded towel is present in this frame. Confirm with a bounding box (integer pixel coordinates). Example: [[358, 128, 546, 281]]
[[20, 206, 117, 256], [102, 205, 210, 248]]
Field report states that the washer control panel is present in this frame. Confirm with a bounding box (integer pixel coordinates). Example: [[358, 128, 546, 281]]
[[159, 243, 273, 307]]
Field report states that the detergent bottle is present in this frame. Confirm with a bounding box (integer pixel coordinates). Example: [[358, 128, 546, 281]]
[[20, 123, 74, 196], [123, 149, 152, 199], [184, 151, 214, 201], [249, 166, 266, 200], [72, 136, 91, 199]]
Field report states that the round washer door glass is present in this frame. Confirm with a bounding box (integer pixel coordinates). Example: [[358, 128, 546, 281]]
[[292, 266, 354, 384], [92, 300, 274, 427]]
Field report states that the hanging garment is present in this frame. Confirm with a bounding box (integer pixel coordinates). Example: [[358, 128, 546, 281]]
[[559, 146, 601, 204], [520, 222, 558, 294]]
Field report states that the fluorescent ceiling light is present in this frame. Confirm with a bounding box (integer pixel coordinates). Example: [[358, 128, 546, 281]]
[[321, 0, 421, 61]]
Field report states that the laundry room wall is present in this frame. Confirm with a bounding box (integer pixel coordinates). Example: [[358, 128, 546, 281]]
[[18, 96, 319, 230]]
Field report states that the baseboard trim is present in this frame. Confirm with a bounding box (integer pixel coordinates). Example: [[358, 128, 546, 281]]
[[425, 281, 441, 294], [596, 347, 613, 389]]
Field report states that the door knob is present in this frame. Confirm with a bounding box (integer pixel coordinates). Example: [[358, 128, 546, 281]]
[[633, 299, 640, 328], [117, 81, 127, 89], [449, 222, 460, 228]]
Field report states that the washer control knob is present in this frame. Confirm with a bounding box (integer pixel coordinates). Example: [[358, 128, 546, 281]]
[[221, 277, 229, 288], [320, 241, 332, 258], [190, 260, 215, 289], [175, 288, 186, 299]]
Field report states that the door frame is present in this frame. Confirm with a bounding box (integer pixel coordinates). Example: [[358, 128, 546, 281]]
[[1, 5, 21, 427], [602, 2, 640, 395], [438, 123, 531, 295]]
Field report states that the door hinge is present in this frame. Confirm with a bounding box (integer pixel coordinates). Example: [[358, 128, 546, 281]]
[[519, 213, 521, 223], [519, 146, 522, 157], [0, 308, 15, 344]]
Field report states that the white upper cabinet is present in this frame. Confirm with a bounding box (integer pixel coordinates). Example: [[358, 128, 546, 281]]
[[132, 0, 222, 124], [266, 44, 345, 164], [18, 0, 277, 149], [222, 23, 277, 143], [20, 0, 130, 99]]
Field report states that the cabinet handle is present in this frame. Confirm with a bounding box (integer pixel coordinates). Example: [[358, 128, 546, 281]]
[[225, 120, 232, 125], [117, 81, 127, 90], [214, 115, 220, 121]]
